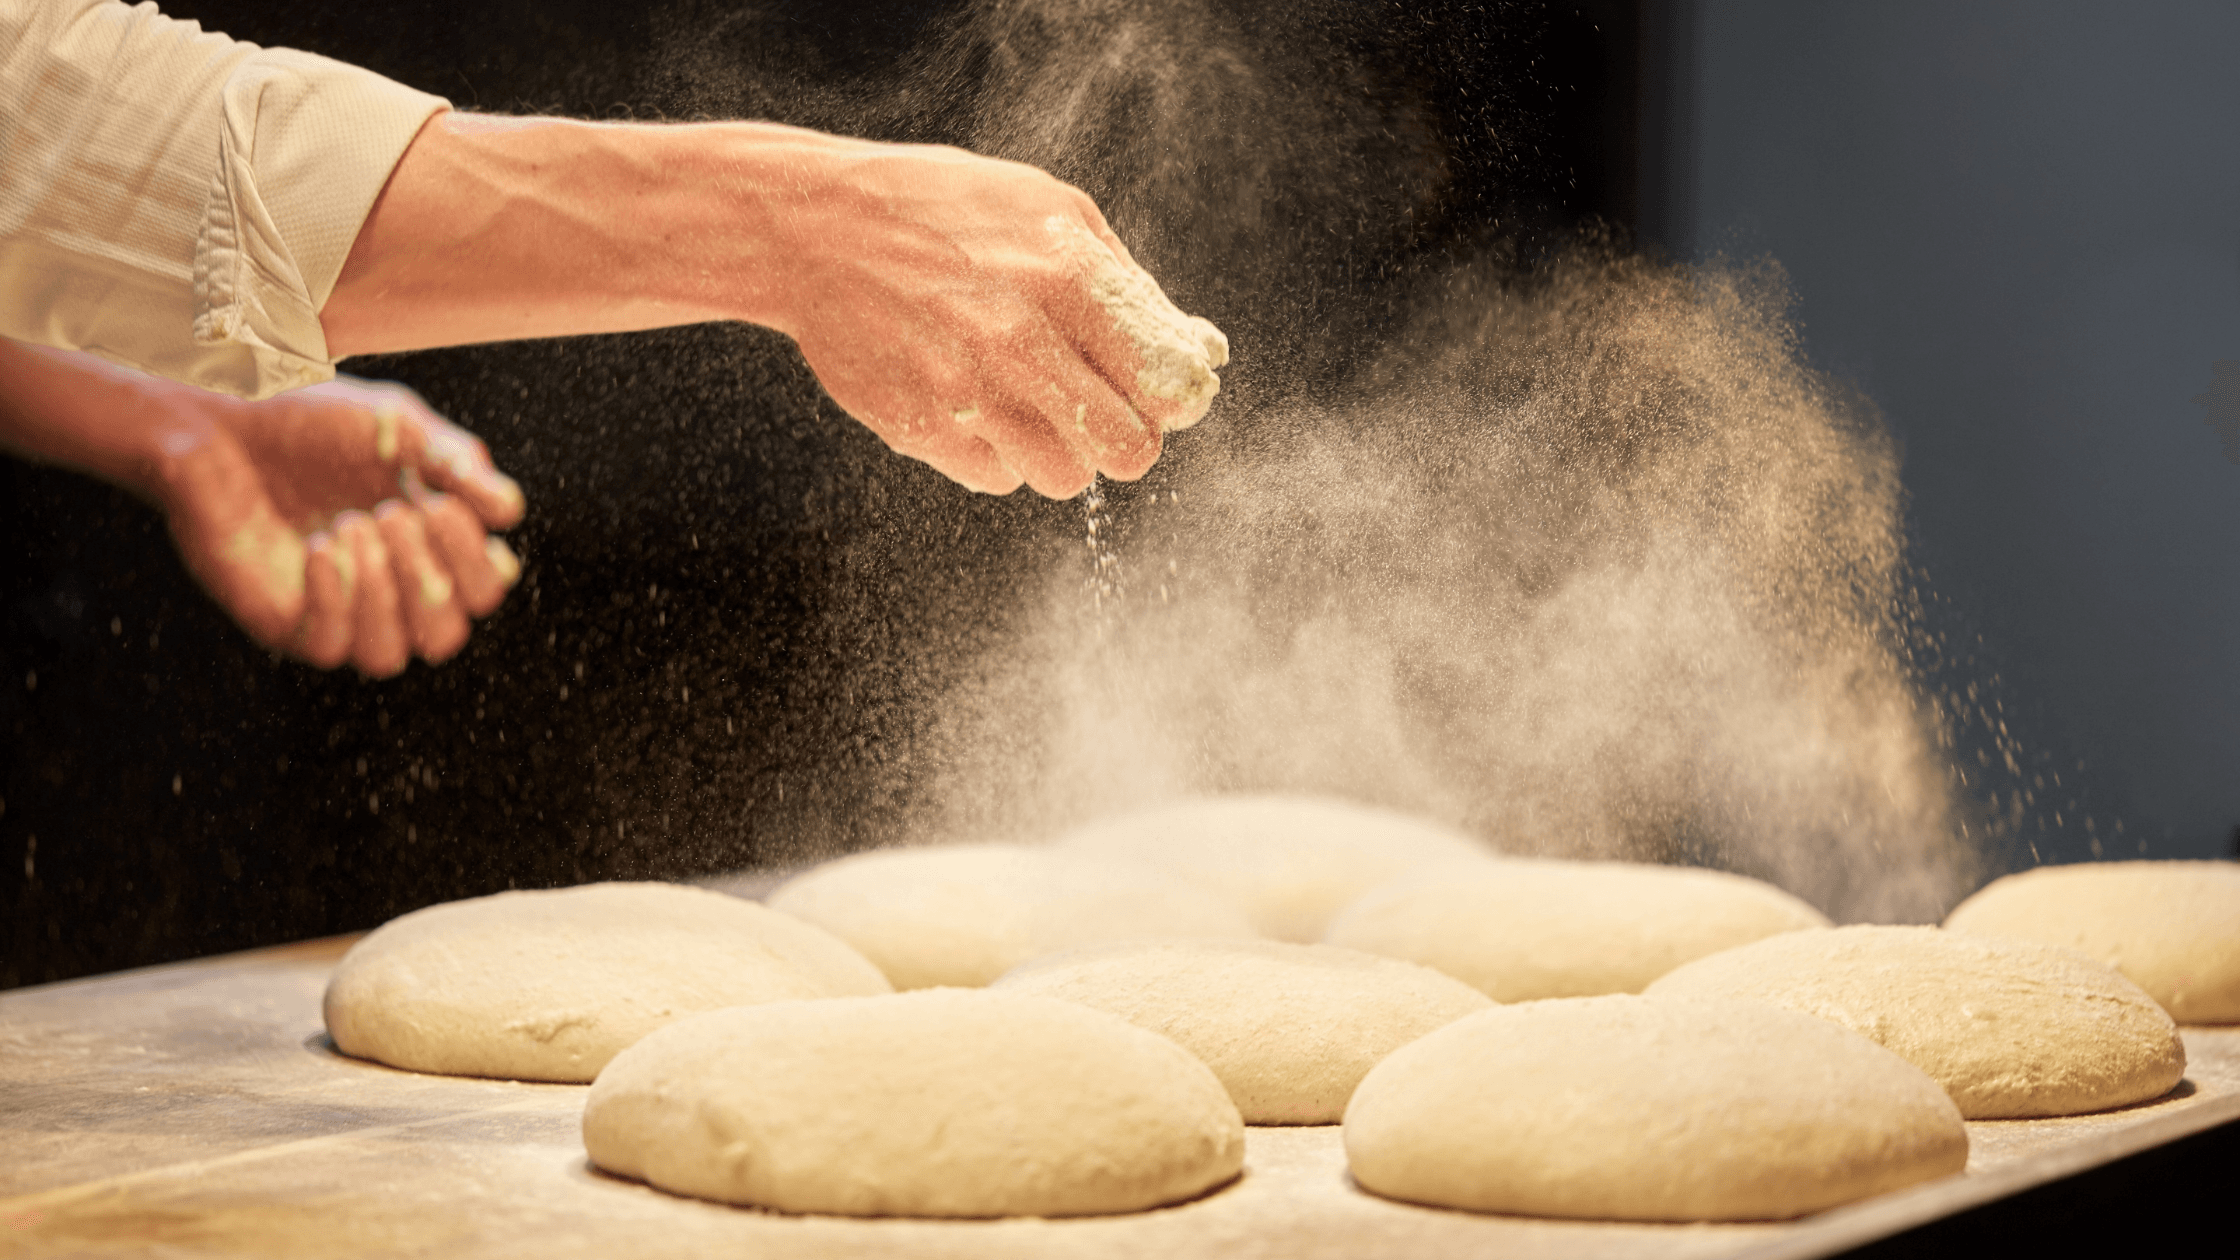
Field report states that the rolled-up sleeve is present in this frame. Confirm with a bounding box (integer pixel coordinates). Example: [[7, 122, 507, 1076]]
[[0, 0, 447, 398]]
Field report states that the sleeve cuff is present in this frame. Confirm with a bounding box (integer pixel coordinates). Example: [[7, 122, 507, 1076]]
[[192, 48, 448, 399]]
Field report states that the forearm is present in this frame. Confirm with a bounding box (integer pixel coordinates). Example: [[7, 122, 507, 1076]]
[[0, 338, 179, 497], [323, 114, 841, 356]]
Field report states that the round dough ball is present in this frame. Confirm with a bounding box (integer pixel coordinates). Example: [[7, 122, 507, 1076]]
[[766, 844, 1257, 989], [1342, 995, 1967, 1221], [1323, 857, 1830, 1001], [1943, 860, 2240, 1024], [324, 882, 890, 1082], [1648, 925, 2186, 1118], [582, 990, 1245, 1217], [1053, 795, 1485, 941], [995, 939, 1492, 1124]]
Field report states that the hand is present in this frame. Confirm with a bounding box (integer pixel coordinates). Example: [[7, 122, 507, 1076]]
[[147, 375, 526, 675], [766, 139, 1229, 498]]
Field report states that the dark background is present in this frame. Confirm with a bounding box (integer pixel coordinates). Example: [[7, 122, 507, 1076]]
[[1638, 0, 2240, 869], [2, 0, 1643, 987], [8, 1, 2237, 990]]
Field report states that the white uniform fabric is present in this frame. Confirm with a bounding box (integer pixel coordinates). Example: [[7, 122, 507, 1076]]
[[0, 1, 447, 397]]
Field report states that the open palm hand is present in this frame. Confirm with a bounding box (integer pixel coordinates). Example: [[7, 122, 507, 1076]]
[[151, 375, 525, 675]]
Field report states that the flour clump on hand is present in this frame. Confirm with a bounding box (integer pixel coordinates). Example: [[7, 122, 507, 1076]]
[[582, 989, 1245, 1217], [1045, 215, 1227, 429], [323, 881, 890, 1082], [765, 843, 1257, 988]]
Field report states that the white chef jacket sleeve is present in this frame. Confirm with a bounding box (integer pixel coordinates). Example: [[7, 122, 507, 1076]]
[[0, 0, 448, 398]]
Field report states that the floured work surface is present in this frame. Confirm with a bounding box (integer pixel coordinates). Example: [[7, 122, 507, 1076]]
[[2, 937, 2236, 1260]]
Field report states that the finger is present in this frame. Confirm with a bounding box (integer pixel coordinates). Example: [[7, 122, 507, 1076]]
[[934, 433, 1026, 496], [1026, 341, 1162, 482], [872, 406, 1025, 495], [420, 494, 512, 616], [290, 376, 525, 527], [376, 501, 470, 662], [402, 414, 526, 529], [801, 336, 1028, 496], [297, 531, 355, 668], [961, 394, 1094, 499], [337, 511, 408, 678]]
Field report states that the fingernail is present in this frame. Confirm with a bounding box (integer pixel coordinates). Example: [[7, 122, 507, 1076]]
[[485, 536, 521, 586]]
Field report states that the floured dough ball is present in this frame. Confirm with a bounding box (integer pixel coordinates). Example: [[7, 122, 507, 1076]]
[[766, 844, 1257, 989], [1324, 857, 1830, 1000], [1054, 795, 1485, 942], [1647, 925, 2184, 1118], [324, 882, 890, 1082], [583, 990, 1244, 1217], [1343, 995, 1967, 1221], [995, 939, 1491, 1124], [1943, 861, 2240, 1024]]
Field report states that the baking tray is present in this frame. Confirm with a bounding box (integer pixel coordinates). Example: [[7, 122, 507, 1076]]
[[3, 932, 2235, 1259]]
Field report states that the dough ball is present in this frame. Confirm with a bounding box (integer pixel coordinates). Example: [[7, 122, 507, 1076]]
[[324, 882, 890, 1082], [1342, 995, 1967, 1221], [766, 843, 1257, 989], [582, 989, 1245, 1217], [1053, 795, 1485, 941], [1942, 860, 2240, 1024], [1323, 857, 1830, 1000], [995, 939, 1492, 1124], [1648, 925, 2185, 1117]]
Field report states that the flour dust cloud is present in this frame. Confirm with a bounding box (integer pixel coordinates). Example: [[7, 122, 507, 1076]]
[[652, 0, 1994, 921]]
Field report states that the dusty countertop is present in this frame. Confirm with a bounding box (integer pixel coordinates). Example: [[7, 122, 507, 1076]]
[[2, 935, 2236, 1260]]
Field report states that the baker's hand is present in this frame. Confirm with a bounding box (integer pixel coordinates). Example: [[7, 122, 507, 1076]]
[[149, 375, 525, 675], [766, 139, 1229, 498]]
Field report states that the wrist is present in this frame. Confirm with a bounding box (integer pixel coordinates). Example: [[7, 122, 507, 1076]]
[[650, 122, 875, 332], [0, 340, 205, 500]]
